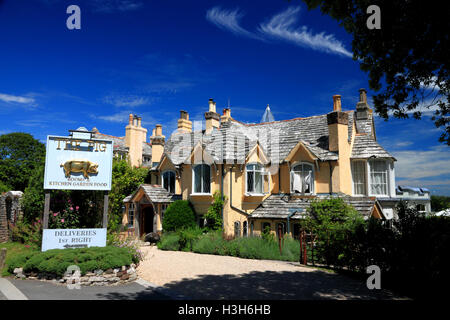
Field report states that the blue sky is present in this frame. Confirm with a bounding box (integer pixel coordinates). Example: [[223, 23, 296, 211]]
[[0, 0, 449, 195]]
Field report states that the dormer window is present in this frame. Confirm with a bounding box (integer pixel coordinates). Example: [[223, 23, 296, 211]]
[[246, 163, 269, 195], [162, 171, 176, 194], [290, 163, 314, 194]]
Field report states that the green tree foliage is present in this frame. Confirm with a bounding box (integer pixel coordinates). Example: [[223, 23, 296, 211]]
[[108, 159, 148, 231], [21, 164, 45, 223], [431, 195, 450, 212], [301, 0, 450, 145], [161, 200, 196, 232], [204, 191, 225, 230], [0, 133, 45, 190]]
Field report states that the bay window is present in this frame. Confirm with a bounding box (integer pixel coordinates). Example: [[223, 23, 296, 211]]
[[162, 171, 176, 194], [290, 163, 314, 194], [369, 159, 389, 196], [193, 164, 211, 194], [351, 161, 367, 195]]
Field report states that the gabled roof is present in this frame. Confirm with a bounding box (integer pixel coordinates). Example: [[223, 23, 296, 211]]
[[124, 184, 181, 203], [250, 194, 384, 220]]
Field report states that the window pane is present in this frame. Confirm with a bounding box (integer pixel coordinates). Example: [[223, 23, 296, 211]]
[[255, 171, 262, 193], [247, 171, 254, 192], [194, 166, 202, 193], [352, 161, 366, 195], [370, 160, 388, 195], [202, 164, 210, 193], [169, 172, 175, 194]]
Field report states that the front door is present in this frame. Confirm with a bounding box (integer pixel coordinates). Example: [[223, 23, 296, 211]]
[[142, 206, 154, 235]]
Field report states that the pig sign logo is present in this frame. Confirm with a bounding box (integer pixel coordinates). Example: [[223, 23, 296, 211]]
[[43, 128, 113, 191]]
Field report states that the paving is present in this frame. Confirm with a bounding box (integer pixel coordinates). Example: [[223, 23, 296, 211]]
[[0, 277, 171, 300]]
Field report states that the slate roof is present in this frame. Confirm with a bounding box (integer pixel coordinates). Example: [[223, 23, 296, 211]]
[[125, 184, 181, 203], [250, 194, 382, 220], [164, 112, 349, 165], [351, 134, 394, 159]]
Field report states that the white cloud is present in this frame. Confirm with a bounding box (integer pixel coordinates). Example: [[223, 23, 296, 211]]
[[206, 6, 352, 58], [90, 0, 143, 13], [258, 7, 353, 58], [393, 145, 450, 179], [206, 7, 262, 40], [0, 93, 35, 105], [102, 95, 152, 107]]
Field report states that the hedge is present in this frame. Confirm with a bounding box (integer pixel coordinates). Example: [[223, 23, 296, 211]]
[[6, 246, 136, 276]]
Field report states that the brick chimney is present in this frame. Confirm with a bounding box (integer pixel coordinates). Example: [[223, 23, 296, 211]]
[[221, 108, 231, 122], [356, 88, 369, 120], [125, 114, 147, 167], [150, 124, 165, 165], [205, 98, 220, 133], [333, 95, 342, 111], [327, 96, 348, 152], [177, 110, 192, 132]]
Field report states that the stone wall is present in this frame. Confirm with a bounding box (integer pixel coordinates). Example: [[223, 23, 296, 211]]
[[0, 191, 24, 243], [0, 196, 7, 242]]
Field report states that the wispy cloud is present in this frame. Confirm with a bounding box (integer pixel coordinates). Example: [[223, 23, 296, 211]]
[[205, 7, 262, 40], [0, 93, 35, 105], [258, 7, 353, 58], [206, 6, 352, 58], [88, 0, 143, 13], [102, 95, 152, 107]]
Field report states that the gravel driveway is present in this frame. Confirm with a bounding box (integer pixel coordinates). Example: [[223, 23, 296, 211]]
[[136, 246, 404, 300]]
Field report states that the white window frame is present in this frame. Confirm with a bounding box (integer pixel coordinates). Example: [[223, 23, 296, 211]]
[[289, 162, 315, 195], [351, 160, 367, 196], [191, 164, 212, 195], [367, 159, 389, 197], [162, 170, 176, 194], [245, 163, 270, 196]]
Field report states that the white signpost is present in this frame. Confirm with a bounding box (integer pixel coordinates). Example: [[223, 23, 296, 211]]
[[42, 128, 113, 251], [42, 228, 107, 251]]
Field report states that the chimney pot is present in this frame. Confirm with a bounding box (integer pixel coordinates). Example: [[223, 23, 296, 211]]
[[333, 95, 342, 112], [155, 124, 162, 136], [208, 99, 216, 113], [359, 88, 367, 103]]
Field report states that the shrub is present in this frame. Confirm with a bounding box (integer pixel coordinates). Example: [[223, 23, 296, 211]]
[[6, 246, 134, 276], [177, 226, 205, 251], [9, 218, 42, 249], [162, 200, 196, 232], [107, 232, 145, 262], [157, 232, 180, 251], [204, 191, 225, 230]]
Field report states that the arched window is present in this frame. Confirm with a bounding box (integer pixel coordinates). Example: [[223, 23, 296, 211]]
[[162, 171, 176, 194], [290, 163, 314, 194], [193, 164, 211, 194], [243, 221, 248, 237], [234, 221, 241, 238]]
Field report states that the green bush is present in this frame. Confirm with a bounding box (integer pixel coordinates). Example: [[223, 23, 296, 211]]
[[177, 226, 205, 251], [6, 246, 135, 276], [9, 218, 42, 249], [157, 232, 181, 251], [162, 200, 196, 231]]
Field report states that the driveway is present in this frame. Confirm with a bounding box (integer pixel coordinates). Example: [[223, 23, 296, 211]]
[[137, 246, 405, 300]]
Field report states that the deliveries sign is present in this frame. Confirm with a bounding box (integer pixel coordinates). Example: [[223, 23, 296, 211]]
[[43, 133, 113, 191], [42, 228, 107, 251]]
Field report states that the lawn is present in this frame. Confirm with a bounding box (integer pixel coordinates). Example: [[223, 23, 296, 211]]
[[0, 242, 37, 276]]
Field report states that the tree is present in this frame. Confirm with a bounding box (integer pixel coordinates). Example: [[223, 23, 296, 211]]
[[0, 132, 45, 190], [301, 0, 450, 144], [430, 195, 450, 212]]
